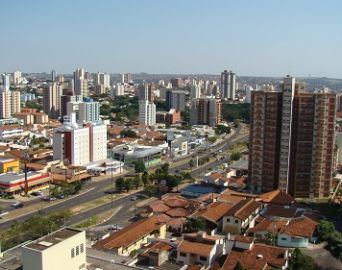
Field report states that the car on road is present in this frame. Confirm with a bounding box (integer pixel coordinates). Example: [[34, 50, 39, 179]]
[[41, 196, 57, 202], [130, 196, 138, 201], [11, 202, 24, 208], [56, 194, 66, 199], [31, 191, 43, 196]]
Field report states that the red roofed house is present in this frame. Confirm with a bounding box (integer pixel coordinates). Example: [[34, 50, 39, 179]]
[[177, 232, 226, 267], [222, 199, 262, 234], [222, 237, 288, 270], [277, 216, 318, 248]]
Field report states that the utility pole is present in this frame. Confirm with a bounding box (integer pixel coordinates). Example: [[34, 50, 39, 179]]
[[22, 141, 30, 197]]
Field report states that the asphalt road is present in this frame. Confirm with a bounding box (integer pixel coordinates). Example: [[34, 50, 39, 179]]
[[0, 127, 248, 231]]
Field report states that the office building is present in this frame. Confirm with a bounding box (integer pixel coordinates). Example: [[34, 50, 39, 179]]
[[43, 82, 62, 118], [190, 98, 221, 127], [22, 228, 86, 270], [248, 76, 336, 198], [139, 100, 156, 125], [2, 73, 10, 91], [53, 114, 107, 165], [221, 70, 236, 100], [74, 68, 89, 97], [166, 89, 186, 111]]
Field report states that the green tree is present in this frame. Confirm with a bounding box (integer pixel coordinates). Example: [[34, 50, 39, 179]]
[[181, 109, 190, 123], [288, 248, 316, 270], [124, 178, 133, 192], [208, 136, 218, 144], [189, 159, 196, 170], [184, 218, 206, 232], [134, 161, 146, 173], [141, 171, 149, 187], [231, 152, 242, 161], [120, 130, 137, 138], [144, 184, 158, 197], [317, 220, 335, 241], [100, 104, 111, 115], [222, 103, 250, 123], [132, 176, 142, 189], [215, 125, 231, 135], [116, 177, 125, 192], [161, 163, 170, 175]]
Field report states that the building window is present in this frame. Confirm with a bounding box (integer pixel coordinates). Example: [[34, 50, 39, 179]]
[[226, 218, 230, 222], [200, 256, 207, 261], [71, 248, 75, 258], [76, 246, 79, 256], [281, 237, 287, 241], [80, 243, 84, 253], [180, 252, 186, 257], [235, 220, 239, 224]]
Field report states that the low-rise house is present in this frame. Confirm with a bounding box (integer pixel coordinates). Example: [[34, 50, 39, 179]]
[[277, 217, 318, 248], [247, 218, 287, 240], [222, 199, 262, 234], [138, 241, 174, 266], [259, 190, 294, 205], [262, 204, 302, 220], [177, 232, 226, 267], [93, 216, 166, 256], [0, 124, 24, 139], [222, 237, 288, 270]]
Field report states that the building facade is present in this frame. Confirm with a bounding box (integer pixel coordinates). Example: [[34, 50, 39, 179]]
[[43, 82, 62, 119], [166, 89, 186, 111], [248, 76, 336, 198], [74, 68, 89, 97], [139, 100, 156, 126], [190, 98, 222, 127], [221, 70, 236, 100], [0, 90, 21, 119]]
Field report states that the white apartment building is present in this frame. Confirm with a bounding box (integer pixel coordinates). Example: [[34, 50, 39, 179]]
[[139, 100, 156, 125], [74, 68, 89, 97], [111, 83, 125, 97], [13, 70, 22, 85], [0, 90, 21, 119], [94, 72, 110, 89], [22, 228, 86, 270], [53, 114, 107, 166], [67, 99, 100, 124], [1, 73, 10, 91]]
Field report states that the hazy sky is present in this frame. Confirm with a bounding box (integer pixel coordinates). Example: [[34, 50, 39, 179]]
[[1, 0, 342, 77]]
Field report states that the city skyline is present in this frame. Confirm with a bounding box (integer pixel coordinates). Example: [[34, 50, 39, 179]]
[[1, 0, 342, 78]]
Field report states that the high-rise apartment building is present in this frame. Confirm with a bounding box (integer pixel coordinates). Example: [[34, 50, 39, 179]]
[[0, 91, 21, 119], [13, 70, 22, 85], [139, 84, 155, 102], [51, 69, 57, 82], [221, 70, 236, 100], [94, 72, 110, 90], [190, 98, 221, 127], [43, 82, 62, 118], [166, 89, 186, 111], [53, 114, 107, 165], [74, 68, 89, 97], [191, 81, 201, 99], [139, 100, 156, 126], [112, 83, 125, 97], [67, 98, 100, 123], [2, 73, 10, 91], [248, 76, 336, 198], [120, 73, 132, 84]]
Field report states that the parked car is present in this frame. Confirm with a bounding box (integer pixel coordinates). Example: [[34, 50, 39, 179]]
[[42, 196, 57, 202], [56, 194, 65, 199], [31, 191, 43, 196], [130, 196, 137, 201], [11, 202, 24, 208]]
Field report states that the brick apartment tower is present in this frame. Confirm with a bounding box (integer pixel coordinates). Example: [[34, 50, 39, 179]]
[[249, 76, 336, 198]]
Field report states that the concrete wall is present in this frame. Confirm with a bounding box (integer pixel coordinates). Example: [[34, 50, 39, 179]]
[[277, 233, 309, 248]]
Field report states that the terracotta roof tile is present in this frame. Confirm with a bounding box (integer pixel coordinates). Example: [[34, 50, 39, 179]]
[[166, 207, 190, 217], [259, 190, 294, 205], [225, 199, 262, 220], [279, 217, 317, 238], [222, 244, 287, 270], [93, 216, 164, 250], [248, 218, 287, 234], [264, 205, 298, 218], [178, 240, 214, 257], [200, 202, 234, 223]]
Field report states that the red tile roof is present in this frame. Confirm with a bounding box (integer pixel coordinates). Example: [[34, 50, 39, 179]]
[[259, 190, 294, 205], [93, 216, 164, 250], [166, 207, 190, 218], [279, 217, 318, 238], [248, 218, 287, 235], [178, 240, 214, 257], [222, 244, 287, 270], [225, 199, 262, 220], [264, 205, 298, 218], [200, 202, 234, 223]]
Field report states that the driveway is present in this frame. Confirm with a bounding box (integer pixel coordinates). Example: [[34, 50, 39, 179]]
[[302, 244, 342, 270]]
